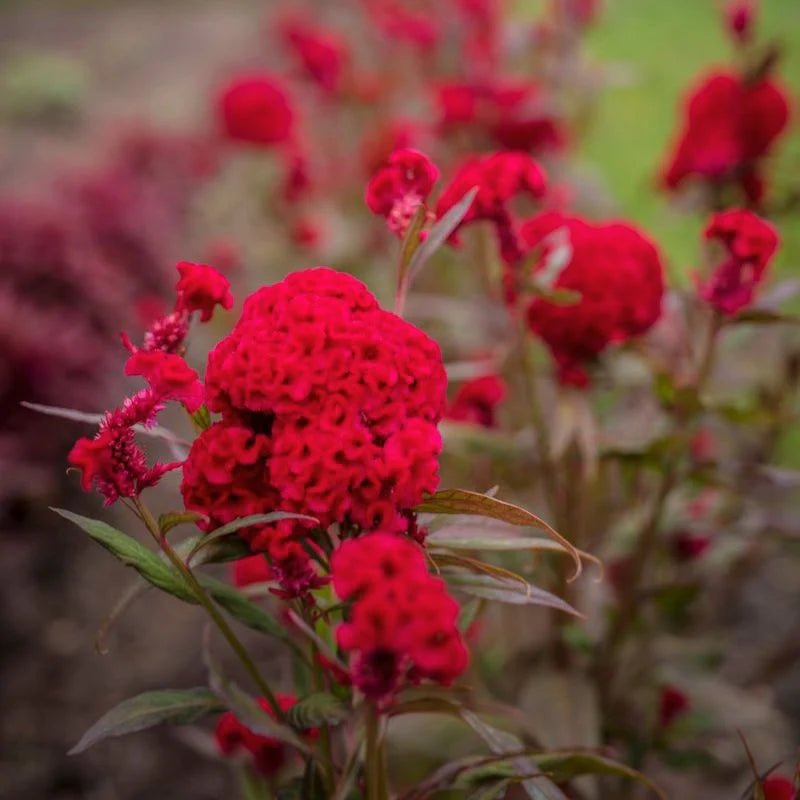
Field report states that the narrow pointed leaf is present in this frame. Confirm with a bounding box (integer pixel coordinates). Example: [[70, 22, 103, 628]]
[[444, 572, 580, 616], [417, 489, 581, 579], [69, 688, 223, 754], [459, 709, 567, 800], [407, 187, 478, 282], [53, 508, 194, 602], [530, 752, 666, 799]]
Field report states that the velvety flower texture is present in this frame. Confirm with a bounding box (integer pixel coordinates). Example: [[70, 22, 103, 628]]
[[698, 208, 778, 315], [446, 374, 507, 428], [125, 351, 204, 412], [182, 268, 446, 595], [217, 74, 295, 147], [520, 211, 664, 387], [332, 534, 468, 704], [662, 70, 790, 204], [215, 694, 307, 776], [365, 148, 439, 236]]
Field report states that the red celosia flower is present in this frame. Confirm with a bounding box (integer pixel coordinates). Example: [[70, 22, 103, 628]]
[[661, 70, 790, 204], [724, 0, 755, 43], [68, 389, 180, 504], [279, 17, 349, 95], [446, 374, 507, 428], [332, 534, 468, 704], [232, 554, 273, 587], [519, 211, 664, 387], [175, 261, 233, 322], [290, 216, 323, 249], [125, 351, 204, 412], [762, 775, 795, 800], [658, 685, 690, 729], [437, 151, 547, 264], [217, 74, 295, 147], [183, 269, 446, 596], [215, 694, 302, 776], [365, 149, 439, 237], [281, 149, 312, 204], [698, 209, 778, 315]]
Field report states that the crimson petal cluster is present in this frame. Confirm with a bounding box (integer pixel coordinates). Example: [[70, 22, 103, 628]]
[[181, 268, 447, 595], [332, 533, 468, 703]]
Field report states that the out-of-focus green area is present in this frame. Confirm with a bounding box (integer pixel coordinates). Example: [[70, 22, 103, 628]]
[[577, 0, 799, 282]]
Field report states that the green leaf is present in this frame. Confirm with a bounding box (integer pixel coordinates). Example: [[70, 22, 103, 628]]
[[53, 508, 193, 602], [445, 572, 580, 616], [397, 203, 428, 284], [69, 688, 223, 754], [286, 692, 349, 729], [457, 598, 483, 634], [158, 511, 205, 536], [727, 309, 800, 326], [459, 709, 567, 800], [531, 752, 666, 799], [406, 187, 478, 283], [188, 512, 317, 563], [197, 575, 303, 656], [417, 489, 581, 579]]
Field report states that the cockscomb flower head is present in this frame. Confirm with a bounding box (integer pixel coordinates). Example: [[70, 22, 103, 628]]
[[519, 211, 664, 387], [125, 350, 204, 412], [436, 151, 547, 264], [175, 261, 234, 322], [331, 534, 468, 704], [698, 208, 778, 315], [661, 70, 790, 205], [366, 149, 439, 237], [217, 74, 295, 147], [446, 374, 507, 428], [182, 268, 447, 596]]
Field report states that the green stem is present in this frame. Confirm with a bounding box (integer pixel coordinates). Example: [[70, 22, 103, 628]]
[[311, 642, 335, 793], [364, 706, 388, 800], [133, 497, 285, 721]]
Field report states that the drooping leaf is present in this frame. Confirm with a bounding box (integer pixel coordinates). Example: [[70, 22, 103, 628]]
[[444, 572, 581, 616], [417, 489, 581, 579], [531, 752, 666, 798], [286, 692, 349, 729], [459, 709, 568, 800], [53, 508, 194, 602], [406, 186, 478, 283], [69, 688, 223, 754], [187, 512, 318, 562]]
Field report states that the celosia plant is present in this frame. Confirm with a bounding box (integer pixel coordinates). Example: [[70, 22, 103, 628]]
[[50, 220, 674, 798]]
